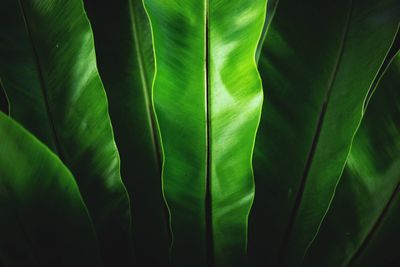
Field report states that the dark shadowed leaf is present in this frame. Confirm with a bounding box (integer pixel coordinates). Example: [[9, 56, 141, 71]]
[[249, 0, 400, 266], [0, 112, 102, 266], [0, 0, 133, 264], [83, 1, 170, 265], [303, 54, 400, 267]]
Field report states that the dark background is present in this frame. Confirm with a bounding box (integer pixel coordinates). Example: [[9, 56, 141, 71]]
[[0, 83, 7, 113]]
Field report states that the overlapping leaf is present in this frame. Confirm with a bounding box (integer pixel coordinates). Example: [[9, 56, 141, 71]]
[[0, 112, 102, 266], [303, 54, 400, 267], [83, 1, 170, 265], [249, 0, 400, 266], [0, 0, 133, 264]]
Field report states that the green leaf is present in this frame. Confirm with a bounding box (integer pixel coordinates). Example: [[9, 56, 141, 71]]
[[0, 112, 102, 266], [0, 0, 133, 264], [302, 54, 400, 267], [83, 1, 170, 265], [143, 0, 266, 266], [248, 0, 400, 266]]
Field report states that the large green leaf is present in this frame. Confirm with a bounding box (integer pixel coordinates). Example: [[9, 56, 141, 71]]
[[302, 54, 400, 267], [248, 0, 400, 266], [0, 0, 133, 264], [0, 112, 102, 266], [83, 1, 170, 265], [143, 0, 266, 266]]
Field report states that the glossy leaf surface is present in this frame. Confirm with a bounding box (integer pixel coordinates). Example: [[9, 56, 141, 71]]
[[249, 0, 400, 266], [143, 0, 266, 266], [0, 112, 102, 266], [83, 1, 170, 265], [0, 0, 132, 264], [303, 54, 400, 267]]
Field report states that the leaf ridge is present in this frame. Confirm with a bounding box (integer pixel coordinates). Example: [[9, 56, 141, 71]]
[[17, 0, 63, 157], [128, 0, 161, 170], [205, 1, 214, 266]]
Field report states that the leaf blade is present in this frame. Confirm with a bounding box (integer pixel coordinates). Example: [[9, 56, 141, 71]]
[[249, 0, 400, 265], [83, 0, 170, 265], [302, 54, 400, 267], [0, 0, 133, 264], [143, 1, 266, 266], [0, 112, 102, 266]]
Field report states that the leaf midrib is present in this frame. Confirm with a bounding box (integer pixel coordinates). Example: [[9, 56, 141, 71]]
[[128, 0, 161, 171], [204, 0, 214, 266], [17, 0, 63, 158], [276, 1, 354, 265]]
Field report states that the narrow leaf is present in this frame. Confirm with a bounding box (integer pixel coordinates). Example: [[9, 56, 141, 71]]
[[83, 1, 170, 265], [0, 0, 133, 264], [0, 112, 102, 266], [143, 0, 266, 266]]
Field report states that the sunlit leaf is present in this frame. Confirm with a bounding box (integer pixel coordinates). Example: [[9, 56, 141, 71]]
[[143, 0, 266, 266]]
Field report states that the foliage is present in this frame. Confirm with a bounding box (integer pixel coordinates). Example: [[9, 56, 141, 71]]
[[0, 0, 399, 266]]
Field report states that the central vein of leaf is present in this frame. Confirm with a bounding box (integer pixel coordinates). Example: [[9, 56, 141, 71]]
[[18, 0, 63, 158], [205, 0, 214, 266]]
